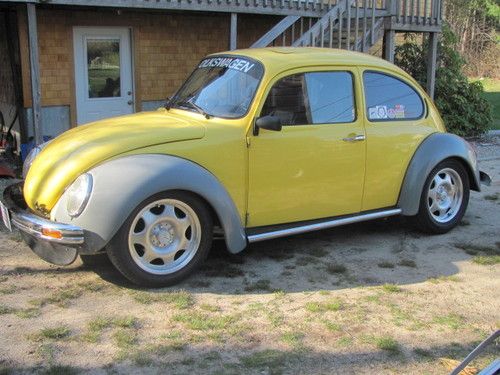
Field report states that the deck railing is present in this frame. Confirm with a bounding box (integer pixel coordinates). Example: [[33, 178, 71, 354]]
[[6, 0, 442, 22]]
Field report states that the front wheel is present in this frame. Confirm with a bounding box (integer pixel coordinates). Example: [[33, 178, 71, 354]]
[[106, 191, 213, 287], [412, 159, 470, 234]]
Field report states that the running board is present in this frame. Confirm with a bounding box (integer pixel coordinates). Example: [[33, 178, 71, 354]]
[[247, 208, 402, 243]]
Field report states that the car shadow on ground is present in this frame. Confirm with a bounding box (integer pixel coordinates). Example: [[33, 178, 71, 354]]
[[80, 215, 473, 294]]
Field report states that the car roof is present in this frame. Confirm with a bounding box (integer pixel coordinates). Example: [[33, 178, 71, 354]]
[[210, 47, 403, 76]]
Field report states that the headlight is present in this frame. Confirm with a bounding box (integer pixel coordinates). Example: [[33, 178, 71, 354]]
[[22, 140, 51, 178], [66, 173, 93, 218]]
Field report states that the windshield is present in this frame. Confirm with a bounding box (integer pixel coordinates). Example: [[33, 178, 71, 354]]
[[169, 56, 264, 119]]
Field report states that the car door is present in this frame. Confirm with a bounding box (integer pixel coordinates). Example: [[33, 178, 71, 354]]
[[247, 67, 366, 228], [360, 69, 436, 211]]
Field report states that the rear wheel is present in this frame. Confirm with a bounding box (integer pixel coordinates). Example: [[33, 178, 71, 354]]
[[106, 191, 212, 287], [412, 159, 470, 234]]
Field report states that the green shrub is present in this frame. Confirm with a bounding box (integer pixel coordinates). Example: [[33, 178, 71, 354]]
[[395, 25, 493, 136]]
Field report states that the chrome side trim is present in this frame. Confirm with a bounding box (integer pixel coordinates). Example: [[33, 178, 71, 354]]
[[11, 212, 84, 245], [247, 208, 402, 243]]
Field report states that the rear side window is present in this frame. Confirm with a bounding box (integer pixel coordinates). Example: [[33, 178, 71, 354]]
[[261, 71, 355, 126], [363, 71, 424, 121]]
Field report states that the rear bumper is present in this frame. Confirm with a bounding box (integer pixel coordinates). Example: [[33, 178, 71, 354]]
[[3, 182, 84, 245]]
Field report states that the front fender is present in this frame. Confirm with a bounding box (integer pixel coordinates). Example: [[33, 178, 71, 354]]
[[398, 132, 480, 216], [52, 154, 247, 254]]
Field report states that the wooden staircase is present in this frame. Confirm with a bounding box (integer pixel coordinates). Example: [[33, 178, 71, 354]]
[[251, 0, 442, 55]]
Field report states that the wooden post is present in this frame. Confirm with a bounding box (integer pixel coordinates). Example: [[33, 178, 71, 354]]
[[229, 13, 237, 50], [426, 31, 438, 99], [383, 29, 395, 62], [27, 3, 43, 145]]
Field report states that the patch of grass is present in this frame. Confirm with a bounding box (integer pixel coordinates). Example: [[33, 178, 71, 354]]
[[40, 365, 81, 375], [414, 347, 434, 358], [37, 343, 56, 363], [0, 304, 14, 315], [378, 262, 395, 269], [131, 290, 194, 309], [337, 336, 353, 347], [484, 193, 499, 201], [428, 275, 461, 283], [32, 326, 71, 341], [305, 298, 343, 313], [281, 332, 304, 348], [374, 336, 400, 353], [188, 280, 211, 288], [322, 320, 341, 332], [0, 285, 16, 295], [266, 309, 284, 327], [31, 287, 83, 308], [240, 349, 287, 372], [326, 263, 347, 274], [398, 259, 417, 268], [172, 311, 235, 331], [83, 316, 138, 343], [381, 284, 402, 293], [199, 261, 244, 278], [244, 279, 271, 292], [295, 256, 319, 266], [472, 255, 500, 265], [481, 78, 500, 130], [304, 247, 328, 258], [199, 303, 221, 313], [433, 313, 463, 329], [455, 243, 500, 256], [14, 307, 41, 319], [113, 328, 137, 349]]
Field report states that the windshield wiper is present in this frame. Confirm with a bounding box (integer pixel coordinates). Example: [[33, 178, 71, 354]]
[[176, 98, 211, 119]]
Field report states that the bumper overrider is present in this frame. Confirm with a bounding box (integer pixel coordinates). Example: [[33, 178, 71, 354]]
[[1, 182, 83, 265]]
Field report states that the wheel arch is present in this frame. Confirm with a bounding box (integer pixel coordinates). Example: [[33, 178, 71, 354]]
[[398, 132, 480, 216], [52, 154, 247, 254]]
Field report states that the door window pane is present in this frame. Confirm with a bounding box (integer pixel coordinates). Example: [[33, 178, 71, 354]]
[[261, 74, 310, 126], [305, 72, 355, 124], [87, 39, 120, 98], [363, 71, 424, 121]]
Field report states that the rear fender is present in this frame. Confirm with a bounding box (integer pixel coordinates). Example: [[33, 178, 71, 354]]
[[398, 133, 480, 216]]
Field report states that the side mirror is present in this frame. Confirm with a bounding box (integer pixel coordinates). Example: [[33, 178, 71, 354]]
[[254, 115, 282, 135]]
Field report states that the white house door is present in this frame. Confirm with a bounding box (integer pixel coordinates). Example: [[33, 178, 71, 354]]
[[73, 27, 134, 125]]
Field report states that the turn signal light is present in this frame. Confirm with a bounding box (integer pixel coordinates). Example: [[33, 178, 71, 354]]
[[42, 228, 63, 239]]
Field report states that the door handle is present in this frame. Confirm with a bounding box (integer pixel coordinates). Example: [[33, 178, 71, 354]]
[[342, 134, 366, 142]]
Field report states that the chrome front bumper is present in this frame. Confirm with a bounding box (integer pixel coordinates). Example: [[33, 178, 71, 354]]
[[3, 182, 84, 245]]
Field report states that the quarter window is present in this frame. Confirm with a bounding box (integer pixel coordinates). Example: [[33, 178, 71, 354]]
[[261, 71, 355, 126], [363, 71, 424, 121]]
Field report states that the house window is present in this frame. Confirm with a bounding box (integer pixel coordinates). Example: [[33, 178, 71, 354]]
[[363, 71, 424, 121], [87, 39, 121, 98]]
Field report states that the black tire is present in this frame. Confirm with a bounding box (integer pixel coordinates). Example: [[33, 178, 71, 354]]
[[412, 159, 470, 234], [106, 191, 213, 287]]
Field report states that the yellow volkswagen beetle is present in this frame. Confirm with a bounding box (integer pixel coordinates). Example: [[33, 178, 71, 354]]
[[0, 48, 491, 287]]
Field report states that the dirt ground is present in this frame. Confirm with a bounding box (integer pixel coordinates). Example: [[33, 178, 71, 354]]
[[0, 139, 499, 375]]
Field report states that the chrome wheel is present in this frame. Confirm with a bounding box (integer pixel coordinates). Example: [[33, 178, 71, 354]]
[[426, 168, 463, 224], [128, 199, 201, 275]]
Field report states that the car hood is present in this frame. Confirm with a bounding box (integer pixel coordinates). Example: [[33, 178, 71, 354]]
[[24, 109, 206, 214]]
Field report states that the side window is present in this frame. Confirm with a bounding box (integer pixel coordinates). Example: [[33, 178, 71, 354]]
[[363, 71, 424, 121], [261, 74, 310, 126], [305, 72, 355, 124]]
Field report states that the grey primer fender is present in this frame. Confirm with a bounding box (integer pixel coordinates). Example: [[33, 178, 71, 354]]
[[52, 154, 247, 254], [397, 132, 481, 216]]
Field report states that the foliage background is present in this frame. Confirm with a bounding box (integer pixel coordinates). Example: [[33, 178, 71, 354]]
[[394, 0, 499, 136]]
